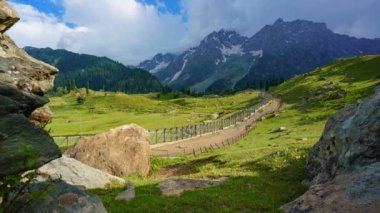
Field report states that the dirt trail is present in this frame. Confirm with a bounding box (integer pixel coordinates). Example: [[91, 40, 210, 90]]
[[151, 97, 282, 157]]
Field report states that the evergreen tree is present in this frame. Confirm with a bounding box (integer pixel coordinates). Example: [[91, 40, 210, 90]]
[[86, 81, 90, 95]]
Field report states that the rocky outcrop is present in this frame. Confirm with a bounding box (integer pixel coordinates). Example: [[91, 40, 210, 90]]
[[66, 124, 151, 176], [0, 3, 108, 212], [158, 177, 228, 196], [29, 105, 53, 128], [7, 182, 107, 213], [0, 0, 61, 177], [282, 163, 380, 213], [306, 91, 379, 184], [36, 155, 126, 189], [282, 91, 380, 212]]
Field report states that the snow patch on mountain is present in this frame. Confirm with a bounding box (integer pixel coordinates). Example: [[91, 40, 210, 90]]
[[221, 44, 243, 56], [170, 59, 188, 82], [149, 61, 169, 74], [250, 50, 263, 58]]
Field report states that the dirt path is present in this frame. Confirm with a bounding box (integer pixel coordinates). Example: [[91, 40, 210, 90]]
[[151, 97, 282, 157]]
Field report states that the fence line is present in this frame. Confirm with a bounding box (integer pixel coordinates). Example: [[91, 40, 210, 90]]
[[152, 119, 258, 157], [149, 95, 272, 144], [53, 93, 273, 149]]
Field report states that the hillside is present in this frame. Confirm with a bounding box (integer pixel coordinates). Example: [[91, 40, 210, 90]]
[[91, 55, 380, 212], [24, 47, 163, 94], [139, 19, 380, 92]]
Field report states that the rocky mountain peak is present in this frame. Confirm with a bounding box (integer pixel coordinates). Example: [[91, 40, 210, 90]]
[[201, 29, 247, 47], [273, 18, 284, 25]]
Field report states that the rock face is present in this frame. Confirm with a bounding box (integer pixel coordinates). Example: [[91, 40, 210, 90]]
[[66, 124, 151, 176], [29, 105, 53, 128], [282, 91, 380, 212], [8, 182, 107, 213], [306, 91, 379, 184], [158, 178, 228, 196], [0, 0, 61, 177], [36, 155, 126, 189]]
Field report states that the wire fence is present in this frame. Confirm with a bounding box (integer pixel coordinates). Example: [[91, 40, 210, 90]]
[[52, 93, 273, 150], [149, 95, 272, 144], [151, 124, 256, 157]]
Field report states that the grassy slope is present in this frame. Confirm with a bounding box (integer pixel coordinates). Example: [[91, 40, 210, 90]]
[[90, 55, 380, 212], [47, 90, 261, 136]]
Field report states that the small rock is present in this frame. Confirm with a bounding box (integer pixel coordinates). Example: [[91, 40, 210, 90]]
[[272, 127, 287, 133], [158, 177, 228, 197], [296, 137, 308, 141], [115, 181, 135, 201]]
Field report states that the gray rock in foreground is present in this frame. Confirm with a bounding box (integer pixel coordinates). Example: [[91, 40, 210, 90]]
[[36, 156, 126, 189], [115, 181, 135, 201], [307, 90, 379, 184], [158, 177, 228, 196], [282, 163, 380, 213], [282, 90, 380, 212], [8, 182, 107, 213]]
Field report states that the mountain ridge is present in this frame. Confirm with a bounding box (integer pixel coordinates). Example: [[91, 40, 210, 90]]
[[138, 18, 380, 92], [25, 47, 163, 94]]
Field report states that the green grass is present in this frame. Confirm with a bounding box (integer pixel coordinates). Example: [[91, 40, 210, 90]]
[[47, 90, 261, 136], [87, 55, 379, 212]]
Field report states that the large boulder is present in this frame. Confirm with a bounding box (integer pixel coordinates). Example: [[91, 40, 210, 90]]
[[66, 124, 151, 176], [306, 91, 379, 184], [36, 155, 126, 189], [282, 91, 380, 212], [7, 182, 107, 213], [282, 163, 380, 213], [0, 0, 61, 177]]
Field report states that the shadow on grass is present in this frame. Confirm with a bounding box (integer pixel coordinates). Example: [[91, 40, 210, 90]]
[[90, 151, 309, 213], [155, 155, 226, 178]]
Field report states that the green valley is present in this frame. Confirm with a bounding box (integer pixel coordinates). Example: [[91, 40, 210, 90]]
[[47, 90, 261, 136], [86, 55, 379, 212]]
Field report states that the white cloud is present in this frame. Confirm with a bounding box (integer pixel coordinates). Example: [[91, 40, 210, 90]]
[[7, 0, 380, 65], [7, 2, 81, 49], [58, 0, 187, 65], [183, 0, 380, 40]]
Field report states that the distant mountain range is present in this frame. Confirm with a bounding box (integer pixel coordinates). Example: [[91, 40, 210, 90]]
[[25, 47, 163, 93], [138, 18, 380, 91]]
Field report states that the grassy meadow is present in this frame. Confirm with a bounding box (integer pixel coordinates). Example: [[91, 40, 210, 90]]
[[47, 90, 261, 136], [86, 55, 380, 212]]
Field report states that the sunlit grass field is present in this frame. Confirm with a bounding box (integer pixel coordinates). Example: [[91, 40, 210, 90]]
[[47, 90, 261, 136], [88, 55, 380, 212]]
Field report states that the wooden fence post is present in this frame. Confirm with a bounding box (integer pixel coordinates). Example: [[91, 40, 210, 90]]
[[163, 128, 166, 142], [155, 129, 158, 143], [176, 127, 178, 141]]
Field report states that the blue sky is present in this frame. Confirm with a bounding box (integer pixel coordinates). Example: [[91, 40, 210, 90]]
[[13, 0, 65, 16], [8, 0, 380, 65], [12, 0, 183, 20]]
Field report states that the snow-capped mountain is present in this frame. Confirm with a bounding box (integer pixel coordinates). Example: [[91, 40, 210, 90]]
[[138, 53, 176, 74], [139, 18, 380, 91]]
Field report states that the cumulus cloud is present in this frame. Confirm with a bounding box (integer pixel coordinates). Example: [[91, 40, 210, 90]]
[[7, 0, 380, 65], [57, 0, 187, 64], [7, 2, 81, 49], [183, 0, 380, 40]]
